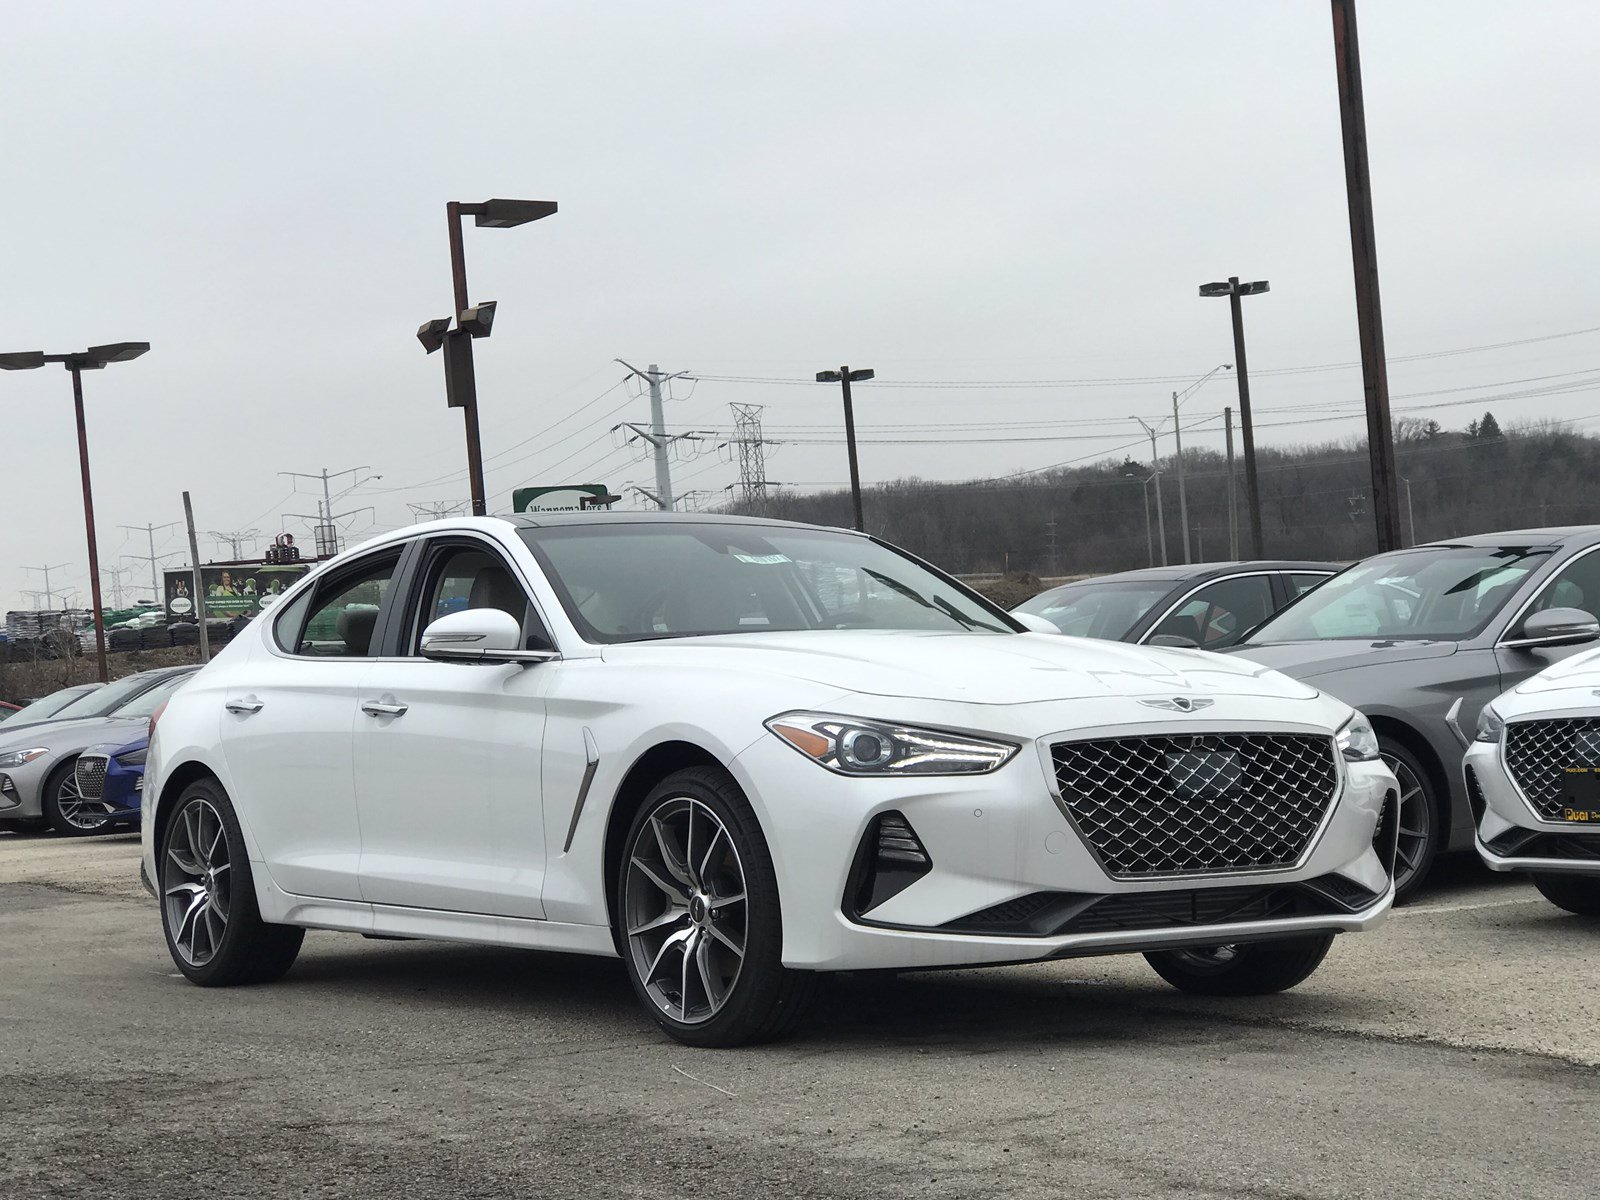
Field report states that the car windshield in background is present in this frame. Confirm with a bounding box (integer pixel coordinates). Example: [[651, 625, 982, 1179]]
[[1245, 546, 1552, 642], [521, 524, 1016, 643], [50, 672, 166, 720], [1014, 581, 1173, 639], [2, 683, 101, 725], [112, 673, 192, 719]]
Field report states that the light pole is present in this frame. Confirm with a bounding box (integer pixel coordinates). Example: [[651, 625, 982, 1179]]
[[417, 198, 557, 516], [1131, 417, 1168, 566], [0, 341, 149, 682], [1168, 364, 1232, 564], [1121, 461, 1159, 566], [816, 367, 874, 531], [1200, 278, 1269, 556]]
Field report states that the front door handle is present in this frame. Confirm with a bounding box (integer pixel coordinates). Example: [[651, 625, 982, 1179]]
[[224, 698, 264, 715], [361, 700, 408, 718]]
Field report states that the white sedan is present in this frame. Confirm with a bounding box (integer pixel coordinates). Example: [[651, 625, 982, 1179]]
[[142, 513, 1398, 1046], [1466, 635, 1600, 915]]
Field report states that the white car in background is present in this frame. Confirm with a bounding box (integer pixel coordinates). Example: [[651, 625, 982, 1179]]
[[142, 514, 1398, 1046], [1466, 638, 1600, 914]]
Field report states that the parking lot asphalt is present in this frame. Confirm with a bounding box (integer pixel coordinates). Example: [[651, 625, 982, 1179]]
[[2, 831, 1596, 1199]]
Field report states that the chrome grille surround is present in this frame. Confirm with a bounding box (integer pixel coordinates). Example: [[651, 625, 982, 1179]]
[[1503, 717, 1600, 822], [74, 754, 110, 802], [1049, 732, 1342, 879]]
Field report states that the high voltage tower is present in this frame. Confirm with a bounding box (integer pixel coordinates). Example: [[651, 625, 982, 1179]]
[[408, 500, 469, 520], [120, 520, 184, 604], [723, 403, 775, 510], [614, 360, 705, 510], [207, 528, 260, 559]]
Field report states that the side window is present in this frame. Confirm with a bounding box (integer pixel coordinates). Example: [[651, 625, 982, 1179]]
[[1289, 572, 1331, 597], [1151, 575, 1275, 650], [291, 552, 402, 658], [413, 544, 551, 652], [1514, 550, 1600, 635]]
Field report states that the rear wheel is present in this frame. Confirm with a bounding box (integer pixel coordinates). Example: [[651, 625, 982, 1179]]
[[1379, 739, 1439, 903], [160, 779, 304, 986], [42, 759, 112, 837], [1531, 873, 1600, 916], [617, 766, 817, 1047], [1145, 933, 1335, 996]]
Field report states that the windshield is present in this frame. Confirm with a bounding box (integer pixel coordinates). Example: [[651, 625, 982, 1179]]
[[520, 523, 1016, 643], [54, 672, 172, 720], [2, 684, 102, 726], [112, 672, 192, 719], [1245, 546, 1551, 643], [1014, 580, 1174, 639]]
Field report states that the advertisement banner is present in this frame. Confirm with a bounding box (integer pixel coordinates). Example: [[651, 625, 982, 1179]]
[[164, 564, 309, 621]]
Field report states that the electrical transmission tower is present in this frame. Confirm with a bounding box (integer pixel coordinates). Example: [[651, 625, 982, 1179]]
[[21, 563, 72, 609], [722, 403, 776, 511], [207, 528, 261, 559], [279, 465, 379, 556], [121, 520, 184, 604], [408, 500, 469, 521], [614, 360, 706, 510]]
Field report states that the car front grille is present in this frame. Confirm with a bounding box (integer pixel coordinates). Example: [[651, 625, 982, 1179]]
[[74, 755, 109, 801], [1503, 718, 1600, 821], [1050, 733, 1341, 878]]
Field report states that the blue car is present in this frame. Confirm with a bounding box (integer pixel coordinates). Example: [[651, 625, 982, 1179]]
[[72, 734, 148, 827]]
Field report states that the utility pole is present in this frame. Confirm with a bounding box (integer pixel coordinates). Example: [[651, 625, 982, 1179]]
[[1224, 408, 1239, 559], [1046, 515, 1059, 575], [615, 361, 694, 511], [1403, 477, 1418, 546], [206, 529, 260, 560], [1132, 417, 1168, 566], [22, 563, 71, 610], [120, 521, 184, 605], [1331, 0, 1402, 552], [279, 466, 377, 556], [182, 491, 211, 664], [1171, 391, 1191, 564]]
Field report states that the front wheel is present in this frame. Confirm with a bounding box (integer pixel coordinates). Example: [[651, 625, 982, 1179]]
[[160, 779, 304, 986], [1145, 933, 1336, 996], [1379, 739, 1440, 903], [1531, 873, 1600, 916], [42, 758, 112, 837], [617, 766, 817, 1047]]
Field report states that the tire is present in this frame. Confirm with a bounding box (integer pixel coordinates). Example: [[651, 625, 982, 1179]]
[[42, 758, 112, 837], [616, 765, 817, 1047], [159, 778, 304, 987], [0, 817, 49, 834], [1379, 738, 1440, 904], [1144, 933, 1336, 996], [1531, 873, 1600, 916]]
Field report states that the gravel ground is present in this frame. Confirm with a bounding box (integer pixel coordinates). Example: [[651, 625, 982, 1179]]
[[2, 831, 1596, 1199]]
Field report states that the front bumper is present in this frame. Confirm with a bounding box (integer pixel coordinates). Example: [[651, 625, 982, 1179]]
[[732, 725, 1397, 972], [1467, 738, 1600, 877]]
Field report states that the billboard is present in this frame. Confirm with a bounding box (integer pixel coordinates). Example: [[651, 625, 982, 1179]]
[[512, 484, 616, 513], [164, 564, 310, 622]]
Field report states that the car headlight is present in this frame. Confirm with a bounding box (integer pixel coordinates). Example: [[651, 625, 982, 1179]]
[[1475, 706, 1506, 744], [0, 748, 49, 769], [1335, 714, 1381, 762], [765, 712, 1019, 776]]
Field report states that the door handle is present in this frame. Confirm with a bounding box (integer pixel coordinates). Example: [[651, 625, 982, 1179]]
[[224, 698, 264, 715], [361, 700, 408, 718]]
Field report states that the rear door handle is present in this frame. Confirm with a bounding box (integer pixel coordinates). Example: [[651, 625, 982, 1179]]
[[224, 698, 263, 715], [361, 700, 408, 718]]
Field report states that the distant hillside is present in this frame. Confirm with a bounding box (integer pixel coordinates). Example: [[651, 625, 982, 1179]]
[[735, 414, 1598, 575]]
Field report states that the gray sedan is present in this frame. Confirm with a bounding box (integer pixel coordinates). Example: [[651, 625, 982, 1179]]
[[0, 667, 196, 836], [1228, 526, 1600, 899]]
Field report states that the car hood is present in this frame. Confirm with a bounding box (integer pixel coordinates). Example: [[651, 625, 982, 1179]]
[[1225, 638, 1459, 680], [0, 713, 145, 753], [601, 630, 1318, 705], [1513, 644, 1600, 695]]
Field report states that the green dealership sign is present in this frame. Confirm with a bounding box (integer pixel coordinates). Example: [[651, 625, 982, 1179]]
[[512, 484, 616, 513]]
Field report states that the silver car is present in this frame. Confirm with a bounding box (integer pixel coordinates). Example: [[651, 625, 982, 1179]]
[[1228, 527, 1600, 900], [0, 667, 196, 836]]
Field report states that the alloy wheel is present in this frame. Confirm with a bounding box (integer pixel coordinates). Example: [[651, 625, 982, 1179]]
[[1380, 751, 1431, 895], [163, 798, 232, 967], [623, 797, 748, 1025], [53, 769, 109, 833]]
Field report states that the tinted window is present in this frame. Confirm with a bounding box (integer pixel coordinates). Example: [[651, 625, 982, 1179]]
[[1014, 580, 1174, 639], [1290, 573, 1332, 597], [520, 524, 1013, 643], [413, 545, 549, 652], [1513, 548, 1600, 636], [1248, 547, 1551, 642], [1150, 575, 1275, 650], [291, 552, 401, 657]]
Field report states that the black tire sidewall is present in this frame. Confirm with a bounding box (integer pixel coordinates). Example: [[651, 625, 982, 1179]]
[[616, 766, 788, 1046], [159, 779, 268, 985], [1379, 738, 1440, 903], [43, 757, 108, 837], [1146, 932, 1335, 995], [1532, 873, 1600, 916]]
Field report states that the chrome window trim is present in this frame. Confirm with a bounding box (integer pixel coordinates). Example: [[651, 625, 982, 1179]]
[[404, 529, 562, 659], [262, 541, 410, 665], [1491, 541, 1600, 648], [1135, 570, 1281, 647]]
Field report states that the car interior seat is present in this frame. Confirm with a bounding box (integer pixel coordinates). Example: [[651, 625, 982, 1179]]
[[336, 606, 379, 656]]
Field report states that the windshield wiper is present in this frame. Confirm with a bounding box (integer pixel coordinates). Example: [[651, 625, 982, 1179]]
[[861, 569, 986, 630]]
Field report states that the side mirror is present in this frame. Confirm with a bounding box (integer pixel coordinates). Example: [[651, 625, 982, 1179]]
[[1147, 633, 1201, 649], [1505, 606, 1600, 649], [1011, 611, 1060, 635], [420, 608, 559, 664]]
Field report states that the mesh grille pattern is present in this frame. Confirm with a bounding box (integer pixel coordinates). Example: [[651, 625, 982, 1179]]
[[74, 755, 109, 801], [1051, 733, 1340, 878], [1504, 718, 1600, 821]]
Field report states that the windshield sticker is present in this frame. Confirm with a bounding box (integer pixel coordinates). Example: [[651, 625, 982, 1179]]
[[733, 552, 791, 565]]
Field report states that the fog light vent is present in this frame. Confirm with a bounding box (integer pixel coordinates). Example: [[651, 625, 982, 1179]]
[[846, 811, 932, 919]]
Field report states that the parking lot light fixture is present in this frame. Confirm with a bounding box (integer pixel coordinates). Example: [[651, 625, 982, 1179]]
[[1200, 277, 1269, 556], [816, 367, 874, 532], [0, 341, 151, 682]]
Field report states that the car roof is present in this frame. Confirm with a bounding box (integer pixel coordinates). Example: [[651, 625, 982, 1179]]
[[500, 511, 857, 535], [1039, 560, 1343, 590], [1412, 526, 1600, 549]]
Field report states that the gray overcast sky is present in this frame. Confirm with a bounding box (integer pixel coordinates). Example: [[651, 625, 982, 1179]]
[[4, 1, 1598, 609]]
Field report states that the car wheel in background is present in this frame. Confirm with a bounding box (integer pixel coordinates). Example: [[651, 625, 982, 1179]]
[[1379, 739, 1439, 904], [160, 779, 304, 987], [42, 758, 111, 837], [1531, 874, 1600, 916], [1144, 933, 1336, 996], [0, 817, 49, 834], [617, 766, 817, 1047]]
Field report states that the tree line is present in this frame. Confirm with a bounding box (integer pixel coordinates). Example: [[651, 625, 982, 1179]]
[[734, 413, 1597, 574]]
